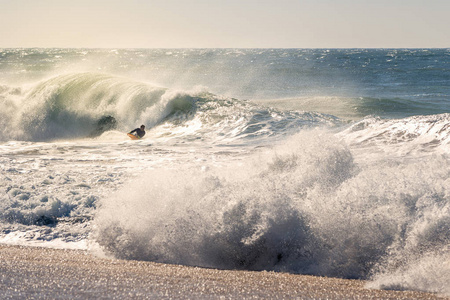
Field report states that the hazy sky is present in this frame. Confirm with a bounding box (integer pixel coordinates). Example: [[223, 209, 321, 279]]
[[2, 0, 449, 48]]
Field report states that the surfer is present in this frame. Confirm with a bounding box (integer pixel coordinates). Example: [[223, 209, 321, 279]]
[[129, 125, 146, 138]]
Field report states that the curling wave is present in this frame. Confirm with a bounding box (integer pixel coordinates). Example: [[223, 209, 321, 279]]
[[0, 72, 340, 142], [0, 73, 198, 141]]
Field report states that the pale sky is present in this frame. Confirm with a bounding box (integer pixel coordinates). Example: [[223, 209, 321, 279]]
[[1, 0, 449, 48]]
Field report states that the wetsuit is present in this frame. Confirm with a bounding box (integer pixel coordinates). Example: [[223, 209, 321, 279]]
[[129, 128, 146, 138]]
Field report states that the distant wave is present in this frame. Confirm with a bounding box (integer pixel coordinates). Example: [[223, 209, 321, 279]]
[[258, 96, 448, 120]]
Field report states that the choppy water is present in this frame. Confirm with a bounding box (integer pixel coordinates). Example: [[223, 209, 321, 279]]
[[0, 48, 449, 295]]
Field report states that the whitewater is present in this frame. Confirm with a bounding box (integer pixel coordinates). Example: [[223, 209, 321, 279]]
[[0, 48, 449, 296]]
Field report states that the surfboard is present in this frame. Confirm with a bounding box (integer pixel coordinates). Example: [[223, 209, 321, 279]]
[[127, 133, 140, 140]]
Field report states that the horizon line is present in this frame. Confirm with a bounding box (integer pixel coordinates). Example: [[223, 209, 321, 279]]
[[1, 46, 449, 50]]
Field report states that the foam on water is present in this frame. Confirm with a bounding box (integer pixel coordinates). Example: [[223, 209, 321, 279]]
[[94, 130, 449, 294], [339, 113, 450, 159]]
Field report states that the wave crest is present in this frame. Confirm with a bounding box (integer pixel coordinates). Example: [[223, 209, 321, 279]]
[[0, 73, 339, 142], [340, 113, 450, 155], [0, 73, 198, 141]]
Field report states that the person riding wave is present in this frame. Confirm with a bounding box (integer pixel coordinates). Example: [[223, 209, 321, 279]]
[[129, 125, 146, 138]]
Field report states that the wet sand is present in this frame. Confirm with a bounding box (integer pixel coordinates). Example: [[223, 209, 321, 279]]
[[0, 244, 447, 299]]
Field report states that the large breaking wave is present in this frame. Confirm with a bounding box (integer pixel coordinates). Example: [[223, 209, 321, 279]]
[[94, 130, 450, 295], [0, 73, 191, 141], [0, 73, 339, 142]]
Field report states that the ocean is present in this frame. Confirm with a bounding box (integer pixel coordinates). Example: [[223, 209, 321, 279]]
[[0, 48, 449, 295]]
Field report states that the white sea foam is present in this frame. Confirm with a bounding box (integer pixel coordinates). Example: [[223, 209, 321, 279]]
[[367, 249, 450, 295], [94, 130, 449, 295]]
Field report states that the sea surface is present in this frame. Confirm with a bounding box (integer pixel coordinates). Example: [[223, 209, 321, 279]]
[[0, 48, 449, 295]]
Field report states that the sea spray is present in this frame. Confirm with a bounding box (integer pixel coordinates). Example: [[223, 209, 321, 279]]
[[367, 251, 450, 295], [94, 130, 449, 286], [366, 181, 450, 295], [94, 131, 350, 271]]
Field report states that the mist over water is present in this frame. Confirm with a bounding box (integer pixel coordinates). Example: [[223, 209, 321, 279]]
[[0, 48, 449, 295]]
